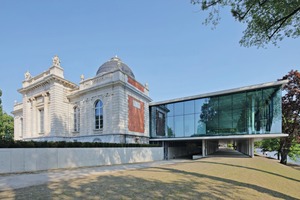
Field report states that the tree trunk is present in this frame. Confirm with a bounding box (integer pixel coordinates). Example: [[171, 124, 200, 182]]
[[277, 151, 280, 160], [280, 149, 288, 165]]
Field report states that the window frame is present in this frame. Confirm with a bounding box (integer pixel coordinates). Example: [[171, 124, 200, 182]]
[[73, 106, 80, 132], [94, 100, 104, 130]]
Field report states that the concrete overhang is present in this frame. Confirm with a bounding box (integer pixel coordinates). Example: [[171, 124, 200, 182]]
[[150, 134, 288, 141]]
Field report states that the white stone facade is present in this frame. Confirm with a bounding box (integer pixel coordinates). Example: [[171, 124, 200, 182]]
[[12, 56, 152, 144]]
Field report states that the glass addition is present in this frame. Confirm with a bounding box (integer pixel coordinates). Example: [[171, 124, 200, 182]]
[[149, 86, 282, 138]]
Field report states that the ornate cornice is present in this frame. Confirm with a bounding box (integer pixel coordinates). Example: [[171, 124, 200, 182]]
[[68, 79, 151, 102], [18, 74, 78, 94]]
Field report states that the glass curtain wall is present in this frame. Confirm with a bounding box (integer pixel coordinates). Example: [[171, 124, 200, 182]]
[[150, 86, 282, 138]]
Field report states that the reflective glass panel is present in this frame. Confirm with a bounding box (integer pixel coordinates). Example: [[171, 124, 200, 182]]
[[206, 97, 219, 134], [184, 114, 195, 136], [195, 113, 206, 134], [174, 102, 184, 116], [166, 104, 174, 117], [174, 115, 184, 137], [184, 100, 194, 114], [218, 95, 232, 133], [195, 98, 207, 114], [167, 116, 174, 137]]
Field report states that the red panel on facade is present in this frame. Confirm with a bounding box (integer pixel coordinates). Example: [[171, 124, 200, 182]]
[[128, 76, 145, 92], [128, 95, 145, 133]]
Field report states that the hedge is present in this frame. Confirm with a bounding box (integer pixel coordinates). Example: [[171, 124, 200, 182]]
[[0, 139, 160, 148]]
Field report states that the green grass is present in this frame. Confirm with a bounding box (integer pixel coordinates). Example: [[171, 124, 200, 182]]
[[1, 156, 300, 200]]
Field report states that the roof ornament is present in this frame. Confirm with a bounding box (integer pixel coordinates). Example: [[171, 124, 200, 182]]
[[111, 55, 120, 62], [80, 74, 85, 81], [24, 71, 31, 81], [52, 55, 61, 67]]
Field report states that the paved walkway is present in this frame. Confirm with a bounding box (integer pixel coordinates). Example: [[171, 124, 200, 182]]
[[208, 148, 249, 157], [0, 160, 185, 191]]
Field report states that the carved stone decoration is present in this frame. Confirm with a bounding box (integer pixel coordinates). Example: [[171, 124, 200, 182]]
[[25, 71, 31, 80], [52, 55, 61, 67], [80, 74, 85, 81]]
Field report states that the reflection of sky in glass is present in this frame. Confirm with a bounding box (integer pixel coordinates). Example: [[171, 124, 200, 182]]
[[175, 116, 184, 137], [150, 86, 282, 137]]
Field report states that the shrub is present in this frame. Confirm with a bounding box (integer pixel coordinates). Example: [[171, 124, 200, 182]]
[[0, 138, 160, 148]]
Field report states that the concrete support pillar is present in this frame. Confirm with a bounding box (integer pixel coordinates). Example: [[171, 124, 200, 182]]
[[43, 93, 50, 135], [248, 138, 254, 157], [202, 140, 206, 157], [163, 141, 169, 160]]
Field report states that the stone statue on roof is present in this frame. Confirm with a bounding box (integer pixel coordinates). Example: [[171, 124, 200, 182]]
[[52, 55, 60, 67], [25, 71, 31, 80]]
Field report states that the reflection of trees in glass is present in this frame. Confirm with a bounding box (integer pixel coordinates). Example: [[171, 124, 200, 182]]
[[167, 126, 174, 137], [236, 109, 247, 133], [196, 114, 206, 133], [200, 101, 217, 123], [199, 98, 218, 134], [156, 111, 165, 136]]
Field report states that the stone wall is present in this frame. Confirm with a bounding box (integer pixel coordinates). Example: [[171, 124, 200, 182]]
[[0, 147, 164, 174]]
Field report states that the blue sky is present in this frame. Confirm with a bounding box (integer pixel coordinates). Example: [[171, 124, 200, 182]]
[[0, 0, 299, 114]]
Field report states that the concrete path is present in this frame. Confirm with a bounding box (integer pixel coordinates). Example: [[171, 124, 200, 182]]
[[208, 148, 249, 157], [0, 160, 185, 191]]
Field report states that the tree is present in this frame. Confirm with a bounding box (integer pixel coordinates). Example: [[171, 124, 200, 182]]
[[0, 89, 3, 134], [260, 138, 281, 160], [279, 70, 300, 164], [191, 0, 300, 47], [0, 89, 14, 141]]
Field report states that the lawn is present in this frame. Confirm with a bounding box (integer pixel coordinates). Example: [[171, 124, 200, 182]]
[[1, 155, 300, 200]]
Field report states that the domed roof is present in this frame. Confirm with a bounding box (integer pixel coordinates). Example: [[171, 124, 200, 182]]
[[96, 56, 135, 78]]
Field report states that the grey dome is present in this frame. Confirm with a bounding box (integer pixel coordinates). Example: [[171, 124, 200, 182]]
[[96, 56, 135, 78]]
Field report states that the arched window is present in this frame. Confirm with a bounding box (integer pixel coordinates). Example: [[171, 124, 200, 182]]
[[95, 100, 103, 130], [74, 106, 80, 132]]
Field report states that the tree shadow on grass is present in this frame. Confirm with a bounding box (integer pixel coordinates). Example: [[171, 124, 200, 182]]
[[200, 160, 300, 183], [3, 175, 235, 200], [4, 167, 299, 200], [151, 167, 299, 200], [288, 164, 300, 171]]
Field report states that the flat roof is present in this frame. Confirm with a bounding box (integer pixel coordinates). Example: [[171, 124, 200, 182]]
[[150, 134, 288, 141], [150, 80, 288, 106]]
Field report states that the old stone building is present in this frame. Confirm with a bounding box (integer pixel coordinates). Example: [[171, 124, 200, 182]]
[[12, 56, 151, 143]]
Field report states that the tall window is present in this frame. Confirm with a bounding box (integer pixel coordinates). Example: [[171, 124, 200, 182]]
[[38, 109, 44, 133], [20, 118, 23, 138], [74, 106, 80, 132], [95, 100, 103, 130]]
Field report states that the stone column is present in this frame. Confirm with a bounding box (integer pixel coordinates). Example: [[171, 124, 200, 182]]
[[31, 97, 37, 137], [43, 93, 50, 135], [24, 98, 31, 138]]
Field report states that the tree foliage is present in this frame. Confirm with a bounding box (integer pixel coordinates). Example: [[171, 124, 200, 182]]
[[191, 0, 300, 47], [256, 138, 300, 162], [0, 89, 14, 141], [279, 70, 300, 164]]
